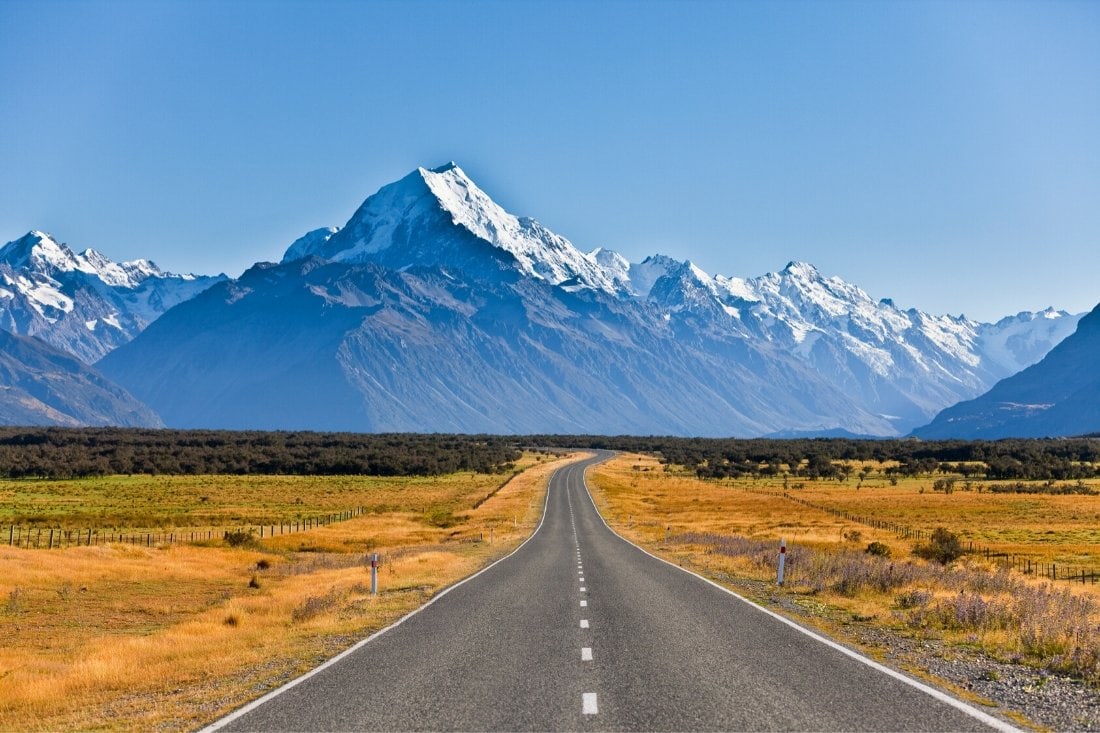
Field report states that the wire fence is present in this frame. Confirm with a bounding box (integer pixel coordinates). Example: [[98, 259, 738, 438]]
[[5, 506, 366, 550], [740, 486, 1099, 586]]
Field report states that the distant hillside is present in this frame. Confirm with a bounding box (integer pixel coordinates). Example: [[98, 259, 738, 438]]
[[914, 302, 1100, 439], [95, 163, 1082, 436], [0, 330, 162, 427]]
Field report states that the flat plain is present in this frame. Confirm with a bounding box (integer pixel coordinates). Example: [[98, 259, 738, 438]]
[[586, 453, 1100, 716], [0, 451, 580, 731]]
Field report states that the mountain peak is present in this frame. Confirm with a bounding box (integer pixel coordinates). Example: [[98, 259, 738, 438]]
[[0, 230, 88, 273], [293, 162, 619, 293], [781, 261, 820, 278], [428, 161, 461, 174], [282, 227, 341, 263]]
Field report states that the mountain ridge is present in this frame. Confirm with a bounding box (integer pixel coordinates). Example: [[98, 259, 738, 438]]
[[93, 162, 1082, 436], [0, 329, 162, 427], [914, 303, 1100, 439], [0, 231, 227, 362]]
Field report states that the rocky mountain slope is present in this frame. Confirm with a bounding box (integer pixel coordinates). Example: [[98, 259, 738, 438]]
[[0, 231, 226, 362], [914, 302, 1100, 438], [0, 329, 162, 427], [96, 163, 1082, 436]]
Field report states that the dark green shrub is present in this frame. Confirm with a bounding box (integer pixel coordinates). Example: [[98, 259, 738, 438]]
[[865, 541, 891, 557], [224, 529, 255, 547], [913, 527, 964, 564]]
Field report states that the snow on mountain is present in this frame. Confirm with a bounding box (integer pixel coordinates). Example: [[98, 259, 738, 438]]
[[267, 162, 1083, 435], [0, 231, 226, 363], [915, 302, 1100, 439], [283, 163, 621, 293], [99, 255, 895, 436], [587, 248, 633, 292], [593, 255, 1083, 431], [281, 226, 340, 263], [975, 307, 1080, 377]]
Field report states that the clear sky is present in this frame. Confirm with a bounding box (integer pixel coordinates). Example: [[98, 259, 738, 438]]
[[2, 0, 1097, 322]]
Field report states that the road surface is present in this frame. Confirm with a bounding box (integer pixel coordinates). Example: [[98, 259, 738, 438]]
[[210, 452, 1012, 732]]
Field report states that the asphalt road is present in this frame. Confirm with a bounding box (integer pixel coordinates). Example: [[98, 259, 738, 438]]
[[210, 452, 1013, 732]]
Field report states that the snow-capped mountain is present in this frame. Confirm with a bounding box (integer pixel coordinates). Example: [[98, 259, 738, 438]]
[[915, 302, 1100, 439], [93, 162, 1083, 436], [99, 256, 893, 435], [0, 231, 226, 362], [599, 255, 1082, 430], [282, 163, 620, 293]]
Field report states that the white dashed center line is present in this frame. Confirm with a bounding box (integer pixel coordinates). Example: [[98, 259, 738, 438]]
[[580, 619, 589, 629], [580, 600, 587, 607], [582, 692, 598, 715], [581, 647, 593, 661]]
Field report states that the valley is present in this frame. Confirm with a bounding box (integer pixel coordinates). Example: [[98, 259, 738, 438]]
[[0, 451, 574, 731], [1, 439, 1098, 730], [3, 162, 1090, 438]]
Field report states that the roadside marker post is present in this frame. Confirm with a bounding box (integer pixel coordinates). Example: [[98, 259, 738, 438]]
[[777, 539, 787, 586], [370, 553, 378, 595]]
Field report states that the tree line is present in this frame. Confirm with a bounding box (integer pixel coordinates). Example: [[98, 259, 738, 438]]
[[2, 429, 1096, 481], [525, 435, 1100, 480], [0, 428, 522, 479]]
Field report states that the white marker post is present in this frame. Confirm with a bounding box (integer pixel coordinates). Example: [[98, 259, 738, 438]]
[[370, 553, 379, 595], [777, 539, 787, 586]]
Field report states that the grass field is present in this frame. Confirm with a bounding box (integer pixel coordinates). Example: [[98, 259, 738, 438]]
[[587, 453, 1100, 688], [0, 471, 520, 531], [0, 451, 583, 732]]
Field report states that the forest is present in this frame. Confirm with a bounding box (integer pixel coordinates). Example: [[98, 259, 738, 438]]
[[526, 434, 1100, 481], [1, 428, 1098, 480], [0, 428, 522, 478]]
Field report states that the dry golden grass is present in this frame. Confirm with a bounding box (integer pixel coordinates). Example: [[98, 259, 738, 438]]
[[0, 451, 585, 732], [588, 453, 859, 550], [587, 453, 1100, 686], [799, 474, 1100, 567]]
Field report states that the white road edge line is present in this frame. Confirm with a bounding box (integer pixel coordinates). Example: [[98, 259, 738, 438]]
[[582, 692, 598, 715], [579, 457, 1022, 733], [199, 456, 588, 733]]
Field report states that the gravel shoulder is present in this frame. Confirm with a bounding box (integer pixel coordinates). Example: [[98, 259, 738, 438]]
[[718, 573, 1100, 732]]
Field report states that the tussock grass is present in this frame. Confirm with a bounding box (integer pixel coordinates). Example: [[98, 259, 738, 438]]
[[0, 451, 581, 731], [589, 453, 1100, 683]]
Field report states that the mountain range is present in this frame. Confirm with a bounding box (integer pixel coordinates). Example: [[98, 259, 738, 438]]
[[1, 163, 1091, 435], [0, 231, 225, 363], [914, 302, 1100, 439], [80, 162, 1080, 436]]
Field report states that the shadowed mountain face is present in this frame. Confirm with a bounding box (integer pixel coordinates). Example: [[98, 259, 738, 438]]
[[98, 256, 889, 435], [915, 303, 1100, 439], [91, 163, 1085, 436], [0, 329, 162, 427]]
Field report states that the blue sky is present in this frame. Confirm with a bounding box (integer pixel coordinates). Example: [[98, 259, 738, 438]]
[[1, 0, 1097, 322]]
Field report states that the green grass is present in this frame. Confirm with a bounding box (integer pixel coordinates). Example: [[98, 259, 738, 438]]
[[0, 472, 509, 531]]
